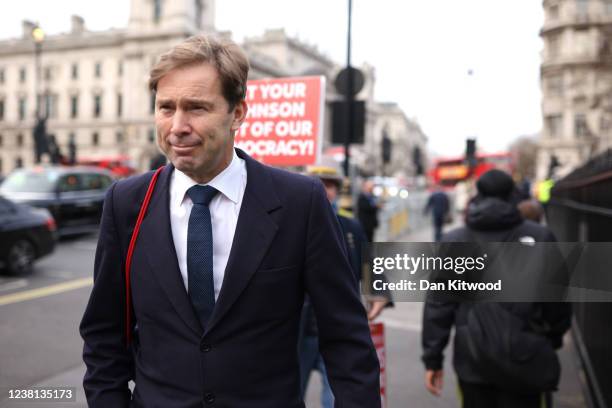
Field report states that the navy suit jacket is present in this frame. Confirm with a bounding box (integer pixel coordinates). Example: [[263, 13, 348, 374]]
[[80, 149, 380, 408]]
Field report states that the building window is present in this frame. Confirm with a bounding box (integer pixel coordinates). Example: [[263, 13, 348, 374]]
[[94, 62, 102, 78], [15, 157, 23, 169], [153, 0, 162, 23], [576, 0, 589, 16], [150, 92, 156, 115], [44, 66, 52, 81], [19, 67, 26, 83], [0, 68, 4, 83], [0, 99, 4, 120], [117, 93, 123, 117], [71, 63, 78, 80], [36, 93, 57, 118], [547, 74, 564, 96], [16, 133, 24, 147], [606, 0, 612, 14], [546, 115, 563, 138], [18, 97, 26, 121], [118, 61, 123, 76], [116, 131, 124, 144], [148, 128, 156, 143], [94, 94, 102, 118], [549, 4, 559, 19], [548, 34, 561, 58], [0, 134, 3, 146], [575, 114, 589, 137], [71, 95, 79, 119], [195, 0, 203, 29], [92, 132, 99, 146]]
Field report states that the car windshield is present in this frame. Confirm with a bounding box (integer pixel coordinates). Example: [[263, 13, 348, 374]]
[[0, 169, 59, 193]]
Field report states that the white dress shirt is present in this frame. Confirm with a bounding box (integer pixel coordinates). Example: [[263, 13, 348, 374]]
[[169, 151, 247, 300]]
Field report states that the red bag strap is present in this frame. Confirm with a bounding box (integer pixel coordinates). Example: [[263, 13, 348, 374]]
[[125, 166, 164, 346]]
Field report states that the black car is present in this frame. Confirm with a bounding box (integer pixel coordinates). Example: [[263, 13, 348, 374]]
[[0, 166, 114, 235], [0, 197, 56, 275]]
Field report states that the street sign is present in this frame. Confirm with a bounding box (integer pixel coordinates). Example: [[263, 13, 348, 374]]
[[335, 66, 365, 96]]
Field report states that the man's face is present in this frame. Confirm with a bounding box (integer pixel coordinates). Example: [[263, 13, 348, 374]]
[[155, 62, 247, 183], [322, 180, 339, 204]]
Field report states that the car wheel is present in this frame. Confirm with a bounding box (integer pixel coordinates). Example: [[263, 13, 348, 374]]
[[6, 239, 36, 275]]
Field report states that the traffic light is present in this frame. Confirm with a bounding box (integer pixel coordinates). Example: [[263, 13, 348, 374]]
[[331, 100, 365, 144], [466, 138, 477, 168], [412, 146, 424, 175]]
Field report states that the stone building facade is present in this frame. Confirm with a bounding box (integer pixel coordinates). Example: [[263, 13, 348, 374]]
[[538, 0, 612, 179]]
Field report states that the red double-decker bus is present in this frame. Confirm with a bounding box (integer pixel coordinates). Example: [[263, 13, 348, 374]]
[[429, 152, 514, 187]]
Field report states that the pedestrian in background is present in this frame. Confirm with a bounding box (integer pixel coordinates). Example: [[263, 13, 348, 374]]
[[301, 165, 390, 407], [358, 180, 380, 242], [424, 184, 450, 242], [422, 169, 571, 408]]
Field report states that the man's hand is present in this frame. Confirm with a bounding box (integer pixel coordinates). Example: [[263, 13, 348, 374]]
[[366, 298, 388, 321], [425, 369, 443, 396]]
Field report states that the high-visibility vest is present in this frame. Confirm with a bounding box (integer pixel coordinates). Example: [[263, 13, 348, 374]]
[[537, 179, 554, 204]]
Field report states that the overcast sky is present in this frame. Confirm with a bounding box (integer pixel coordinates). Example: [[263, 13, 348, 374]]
[[0, 0, 545, 157]]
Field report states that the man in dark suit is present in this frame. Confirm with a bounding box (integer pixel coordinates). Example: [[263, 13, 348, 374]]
[[79, 35, 380, 408]]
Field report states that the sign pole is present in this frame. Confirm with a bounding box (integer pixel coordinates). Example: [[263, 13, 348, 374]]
[[344, 0, 354, 177]]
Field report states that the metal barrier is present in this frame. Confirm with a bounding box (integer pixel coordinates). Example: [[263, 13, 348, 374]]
[[374, 190, 457, 242], [548, 149, 612, 408]]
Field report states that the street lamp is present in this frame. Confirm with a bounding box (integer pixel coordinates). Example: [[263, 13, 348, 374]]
[[31, 25, 48, 163], [32, 26, 45, 119]]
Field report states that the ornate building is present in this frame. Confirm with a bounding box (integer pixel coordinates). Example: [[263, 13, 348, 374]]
[[538, 0, 612, 179]]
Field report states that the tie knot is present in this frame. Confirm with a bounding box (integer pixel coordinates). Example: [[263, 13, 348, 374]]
[[187, 185, 218, 206]]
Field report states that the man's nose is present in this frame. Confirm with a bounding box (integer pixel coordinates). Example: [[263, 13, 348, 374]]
[[170, 110, 191, 135]]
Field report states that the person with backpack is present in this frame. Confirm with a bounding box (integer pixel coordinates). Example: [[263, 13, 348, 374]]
[[421, 169, 571, 408]]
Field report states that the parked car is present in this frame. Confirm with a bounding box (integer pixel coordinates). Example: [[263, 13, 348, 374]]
[[0, 166, 114, 235], [0, 197, 56, 275]]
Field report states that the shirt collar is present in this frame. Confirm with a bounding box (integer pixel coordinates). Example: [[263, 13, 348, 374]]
[[173, 150, 242, 207]]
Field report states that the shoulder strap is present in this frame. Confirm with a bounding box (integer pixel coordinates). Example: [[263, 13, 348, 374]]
[[124, 166, 164, 346]]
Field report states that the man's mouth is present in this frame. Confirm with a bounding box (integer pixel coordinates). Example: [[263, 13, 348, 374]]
[[171, 143, 200, 154]]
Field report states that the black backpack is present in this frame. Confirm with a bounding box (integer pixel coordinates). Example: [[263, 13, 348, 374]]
[[461, 225, 561, 392], [462, 302, 560, 392]]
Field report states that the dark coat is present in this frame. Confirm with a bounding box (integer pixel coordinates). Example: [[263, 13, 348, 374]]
[[421, 196, 572, 384], [357, 192, 379, 233], [425, 190, 450, 221], [301, 214, 366, 337], [80, 149, 380, 408]]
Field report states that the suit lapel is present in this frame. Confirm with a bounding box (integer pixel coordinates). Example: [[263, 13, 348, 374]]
[[138, 164, 202, 337], [206, 149, 281, 333]]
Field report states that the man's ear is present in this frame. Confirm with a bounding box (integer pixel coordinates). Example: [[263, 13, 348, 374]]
[[231, 100, 248, 133]]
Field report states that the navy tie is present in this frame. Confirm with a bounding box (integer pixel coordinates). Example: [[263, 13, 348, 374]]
[[186, 185, 218, 330]]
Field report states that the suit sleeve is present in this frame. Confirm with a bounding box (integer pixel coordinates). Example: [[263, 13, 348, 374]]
[[304, 180, 381, 407], [79, 183, 133, 407]]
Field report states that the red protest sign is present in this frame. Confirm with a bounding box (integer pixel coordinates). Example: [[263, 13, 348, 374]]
[[234, 76, 325, 166]]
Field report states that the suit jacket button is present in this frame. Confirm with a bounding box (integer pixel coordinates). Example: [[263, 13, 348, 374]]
[[201, 344, 211, 352], [204, 393, 215, 404]]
